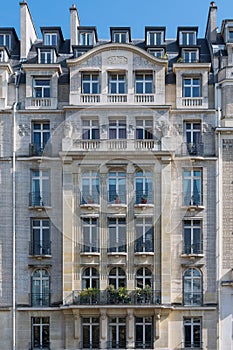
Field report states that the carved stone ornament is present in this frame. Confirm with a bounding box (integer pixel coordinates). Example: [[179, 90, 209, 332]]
[[107, 56, 128, 64], [63, 121, 73, 138], [18, 124, 30, 136]]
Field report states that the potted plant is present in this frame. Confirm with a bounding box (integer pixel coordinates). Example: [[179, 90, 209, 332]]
[[115, 195, 121, 204], [87, 195, 94, 204], [80, 288, 99, 304], [141, 195, 147, 204], [116, 286, 129, 304], [143, 284, 152, 303]]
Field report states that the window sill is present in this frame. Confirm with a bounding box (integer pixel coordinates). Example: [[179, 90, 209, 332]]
[[80, 203, 100, 209], [181, 205, 205, 212], [28, 254, 52, 259], [134, 252, 154, 256], [28, 206, 52, 211], [107, 252, 127, 256], [108, 203, 127, 209], [134, 203, 154, 209], [180, 253, 204, 259], [80, 252, 100, 256]]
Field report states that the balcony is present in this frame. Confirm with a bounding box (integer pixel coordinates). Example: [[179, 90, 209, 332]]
[[108, 191, 126, 205], [77, 93, 157, 105], [80, 94, 100, 103], [29, 241, 51, 257], [181, 142, 204, 157], [134, 94, 154, 103], [134, 191, 154, 206], [176, 97, 208, 109], [71, 139, 161, 152], [79, 342, 100, 350], [107, 94, 127, 103], [29, 191, 51, 208], [31, 292, 50, 307], [107, 340, 127, 349], [29, 142, 52, 157], [135, 341, 154, 349], [182, 341, 203, 349], [182, 242, 203, 256], [63, 289, 161, 306], [184, 193, 203, 209], [29, 342, 50, 350], [25, 97, 57, 109]]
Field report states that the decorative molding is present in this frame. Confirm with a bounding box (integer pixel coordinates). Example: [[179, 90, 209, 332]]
[[18, 124, 30, 136], [107, 56, 128, 64]]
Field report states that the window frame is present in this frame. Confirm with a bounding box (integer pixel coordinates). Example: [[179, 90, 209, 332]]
[[109, 317, 127, 349], [82, 267, 99, 290], [183, 317, 202, 348], [148, 49, 164, 58], [32, 121, 50, 154], [81, 170, 99, 204], [30, 169, 50, 207], [135, 216, 154, 253], [183, 77, 201, 98], [136, 267, 152, 289], [81, 217, 99, 253], [183, 268, 202, 306], [136, 119, 153, 141], [82, 317, 100, 349], [44, 33, 57, 46], [180, 31, 197, 45], [31, 269, 50, 307], [31, 317, 50, 349], [108, 171, 126, 203], [31, 218, 51, 256], [0, 33, 11, 49], [182, 49, 199, 63], [108, 73, 127, 94], [38, 48, 55, 64], [135, 73, 153, 94], [183, 168, 202, 206], [183, 219, 202, 255], [108, 267, 126, 289], [113, 32, 128, 43], [33, 78, 51, 98], [147, 31, 163, 46], [135, 316, 153, 349], [82, 73, 100, 94], [79, 32, 93, 46], [108, 218, 126, 253], [108, 119, 127, 140], [82, 119, 100, 140]]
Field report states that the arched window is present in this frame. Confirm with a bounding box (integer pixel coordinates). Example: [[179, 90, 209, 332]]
[[31, 269, 50, 306], [82, 267, 99, 289], [136, 267, 152, 289], [183, 268, 202, 305], [109, 267, 126, 289]]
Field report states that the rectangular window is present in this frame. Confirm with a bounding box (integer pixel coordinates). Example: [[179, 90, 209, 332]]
[[32, 122, 50, 156], [0, 34, 11, 49], [184, 318, 201, 348], [81, 171, 99, 204], [135, 73, 153, 94], [31, 219, 51, 256], [183, 169, 202, 206], [109, 317, 126, 349], [33, 79, 51, 98], [30, 170, 50, 207], [147, 31, 163, 45], [108, 171, 126, 203], [32, 317, 50, 349], [82, 218, 99, 253], [185, 122, 202, 155], [183, 78, 201, 98], [109, 73, 126, 94], [108, 218, 126, 253], [136, 119, 153, 140], [82, 317, 100, 349], [135, 170, 153, 204], [113, 32, 127, 43], [135, 317, 153, 349], [109, 119, 126, 140], [44, 33, 57, 46], [228, 30, 233, 42], [39, 49, 55, 64], [82, 119, 99, 140], [80, 32, 93, 46], [135, 217, 154, 253], [183, 220, 202, 254], [181, 32, 196, 45], [183, 50, 198, 63], [82, 73, 100, 94], [148, 49, 164, 58]]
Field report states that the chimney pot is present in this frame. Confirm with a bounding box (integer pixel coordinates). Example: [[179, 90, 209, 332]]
[[72, 4, 76, 8], [210, 1, 215, 6]]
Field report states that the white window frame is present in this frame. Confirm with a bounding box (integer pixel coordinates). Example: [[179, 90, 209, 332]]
[[82, 73, 100, 94], [180, 31, 196, 45], [82, 217, 99, 253], [136, 119, 153, 140], [135, 170, 153, 204], [109, 73, 127, 94], [148, 49, 164, 58], [183, 168, 202, 206], [32, 121, 50, 153], [33, 78, 51, 98], [108, 171, 126, 203], [183, 219, 202, 255], [183, 77, 201, 98], [135, 73, 153, 94], [147, 31, 163, 45], [108, 218, 126, 253], [82, 119, 100, 140], [182, 49, 199, 63], [228, 29, 233, 42], [81, 170, 99, 204], [183, 268, 202, 306], [108, 267, 126, 289], [82, 267, 99, 289], [31, 219, 50, 256], [135, 316, 153, 349], [79, 32, 93, 46], [0, 33, 11, 49], [109, 317, 126, 349], [44, 33, 57, 46], [31, 169, 50, 207], [31, 269, 50, 307], [113, 32, 128, 43], [136, 267, 152, 289], [38, 48, 55, 64], [184, 317, 202, 348], [32, 317, 50, 349], [135, 217, 154, 253], [82, 317, 100, 349]]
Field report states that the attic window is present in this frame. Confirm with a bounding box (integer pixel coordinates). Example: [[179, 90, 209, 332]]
[[228, 29, 233, 42], [38, 49, 56, 64], [147, 31, 163, 46], [113, 32, 128, 43], [79, 32, 93, 46], [180, 31, 196, 45], [0, 34, 11, 49], [182, 49, 199, 63], [44, 33, 57, 46]]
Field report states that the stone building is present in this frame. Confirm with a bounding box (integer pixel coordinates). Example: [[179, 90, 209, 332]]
[[0, 1, 232, 349]]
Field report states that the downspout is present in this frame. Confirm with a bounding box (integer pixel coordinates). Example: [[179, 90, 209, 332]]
[[12, 70, 20, 350]]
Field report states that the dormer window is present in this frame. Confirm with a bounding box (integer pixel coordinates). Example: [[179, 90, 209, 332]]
[[148, 49, 164, 58], [182, 49, 199, 63], [38, 49, 56, 64], [180, 31, 196, 45], [44, 33, 57, 46], [147, 31, 163, 46], [0, 34, 11, 49], [79, 32, 93, 46], [113, 32, 127, 43], [228, 29, 233, 42]]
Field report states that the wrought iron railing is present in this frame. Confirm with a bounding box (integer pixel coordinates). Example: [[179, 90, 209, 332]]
[[182, 242, 203, 255], [29, 191, 51, 207], [29, 241, 51, 256], [80, 191, 99, 205], [29, 142, 52, 156], [134, 190, 154, 205]]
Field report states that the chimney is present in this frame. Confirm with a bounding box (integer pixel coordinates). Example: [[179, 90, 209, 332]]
[[20, 1, 38, 60], [205, 1, 217, 42], [70, 4, 80, 52]]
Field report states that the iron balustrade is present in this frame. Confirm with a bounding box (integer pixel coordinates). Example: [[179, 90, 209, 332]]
[[29, 240, 51, 256], [135, 190, 154, 205], [80, 191, 100, 205], [108, 191, 126, 204], [63, 289, 161, 306], [183, 242, 203, 255], [29, 142, 52, 156], [29, 191, 51, 207]]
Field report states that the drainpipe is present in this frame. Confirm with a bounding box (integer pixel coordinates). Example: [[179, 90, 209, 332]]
[[12, 70, 20, 350]]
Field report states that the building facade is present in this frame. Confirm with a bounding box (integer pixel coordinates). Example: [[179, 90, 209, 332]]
[[0, 1, 232, 349]]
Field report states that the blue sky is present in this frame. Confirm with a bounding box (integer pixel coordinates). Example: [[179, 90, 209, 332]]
[[1, 0, 233, 40]]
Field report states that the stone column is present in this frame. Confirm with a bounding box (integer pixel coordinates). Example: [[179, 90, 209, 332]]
[[127, 309, 134, 349]]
